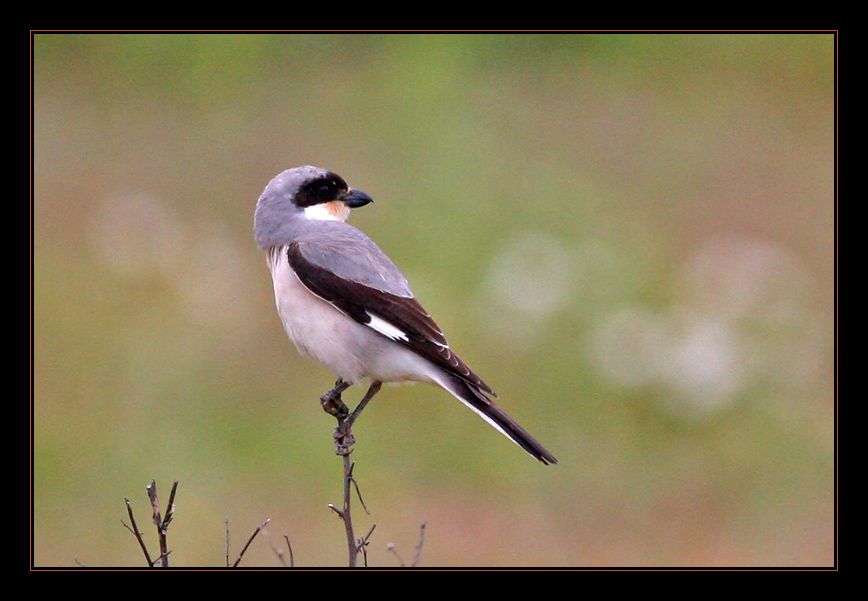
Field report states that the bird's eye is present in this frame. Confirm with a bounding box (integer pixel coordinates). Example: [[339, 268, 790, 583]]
[[317, 183, 334, 199]]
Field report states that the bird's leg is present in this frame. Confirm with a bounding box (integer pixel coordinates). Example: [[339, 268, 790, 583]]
[[320, 378, 351, 419], [334, 380, 383, 455], [346, 381, 382, 430]]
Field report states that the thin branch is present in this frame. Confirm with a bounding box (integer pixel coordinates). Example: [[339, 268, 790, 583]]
[[232, 518, 271, 567], [386, 542, 406, 567], [123, 498, 153, 567], [225, 518, 230, 568], [146, 480, 162, 526], [264, 530, 295, 568], [146, 481, 170, 567], [359, 523, 377, 546], [284, 535, 295, 568], [263, 527, 292, 568], [120, 520, 136, 536], [323, 379, 382, 568], [357, 524, 377, 567], [386, 522, 428, 568], [411, 522, 428, 567], [73, 557, 87, 567], [267, 539, 288, 567], [149, 550, 172, 567], [161, 480, 179, 531], [349, 462, 370, 515], [339, 452, 356, 566]]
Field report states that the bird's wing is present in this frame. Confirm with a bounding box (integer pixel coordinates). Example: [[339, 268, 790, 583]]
[[288, 240, 496, 396], [291, 223, 415, 298]]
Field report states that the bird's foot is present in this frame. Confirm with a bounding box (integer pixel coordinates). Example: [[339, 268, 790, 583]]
[[320, 380, 350, 419]]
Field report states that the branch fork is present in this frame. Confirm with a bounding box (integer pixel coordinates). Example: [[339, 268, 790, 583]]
[[121, 480, 178, 568], [321, 379, 382, 567]]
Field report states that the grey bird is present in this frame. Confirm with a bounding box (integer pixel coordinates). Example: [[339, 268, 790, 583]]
[[254, 165, 558, 464]]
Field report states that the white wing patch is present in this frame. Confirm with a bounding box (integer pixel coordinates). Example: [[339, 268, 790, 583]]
[[366, 312, 409, 341]]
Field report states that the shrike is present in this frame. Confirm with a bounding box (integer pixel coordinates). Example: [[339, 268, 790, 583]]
[[254, 166, 558, 464]]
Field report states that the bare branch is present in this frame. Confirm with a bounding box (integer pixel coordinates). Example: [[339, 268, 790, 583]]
[[360, 523, 377, 545], [339, 453, 356, 566], [149, 550, 172, 567], [358, 524, 377, 567], [123, 498, 153, 567], [268, 541, 287, 567], [161, 481, 179, 531], [263, 529, 296, 568], [348, 462, 370, 515], [74, 557, 87, 567], [263, 527, 288, 568], [146, 480, 162, 527], [225, 518, 230, 568], [146, 481, 170, 567], [232, 518, 271, 567], [386, 542, 406, 567], [284, 535, 295, 568], [385, 522, 427, 568], [323, 379, 383, 567], [411, 522, 428, 567]]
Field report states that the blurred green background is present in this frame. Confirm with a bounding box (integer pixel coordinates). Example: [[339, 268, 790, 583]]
[[33, 33, 833, 567]]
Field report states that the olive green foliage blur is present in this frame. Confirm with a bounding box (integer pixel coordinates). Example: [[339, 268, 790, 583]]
[[34, 34, 833, 567]]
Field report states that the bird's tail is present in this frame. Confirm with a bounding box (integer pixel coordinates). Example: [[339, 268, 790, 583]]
[[435, 373, 558, 465]]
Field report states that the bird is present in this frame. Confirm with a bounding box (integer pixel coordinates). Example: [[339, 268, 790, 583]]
[[254, 165, 558, 464]]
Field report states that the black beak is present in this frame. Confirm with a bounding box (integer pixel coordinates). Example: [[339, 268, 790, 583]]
[[342, 188, 374, 208]]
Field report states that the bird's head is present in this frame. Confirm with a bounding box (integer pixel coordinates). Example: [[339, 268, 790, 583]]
[[254, 165, 373, 249]]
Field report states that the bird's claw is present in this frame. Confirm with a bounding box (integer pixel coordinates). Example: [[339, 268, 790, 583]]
[[320, 389, 349, 419]]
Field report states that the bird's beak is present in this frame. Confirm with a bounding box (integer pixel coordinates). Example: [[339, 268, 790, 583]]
[[341, 188, 374, 208]]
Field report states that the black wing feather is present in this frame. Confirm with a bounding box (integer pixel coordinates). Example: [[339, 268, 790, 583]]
[[288, 243, 496, 396]]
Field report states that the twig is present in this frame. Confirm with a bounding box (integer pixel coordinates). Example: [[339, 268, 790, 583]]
[[264, 527, 294, 568], [386, 522, 428, 568], [146, 481, 170, 567], [123, 498, 153, 567], [339, 452, 357, 566], [266, 532, 296, 568], [162, 480, 179, 531], [225, 518, 230, 567], [284, 535, 295, 568], [322, 379, 382, 568], [149, 550, 172, 566], [358, 524, 377, 567], [411, 522, 428, 567], [386, 542, 406, 567], [74, 557, 87, 567], [267, 536, 288, 567], [349, 462, 370, 515], [232, 518, 271, 567]]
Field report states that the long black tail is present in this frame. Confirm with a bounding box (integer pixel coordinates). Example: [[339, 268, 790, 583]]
[[437, 373, 558, 465]]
